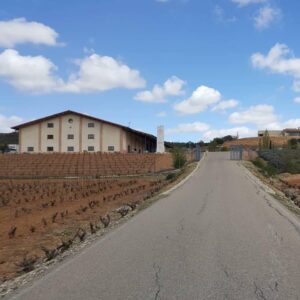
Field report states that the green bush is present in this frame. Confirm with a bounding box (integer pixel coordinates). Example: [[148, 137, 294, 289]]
[[166, 173, 176, 181], [172, 148, 186, 169], [288, 139, 300, 150], [258, 149, 300, 174], [252, 157, 265, 169], [264, 164, 278, 176], [252, 157, 278, 177]]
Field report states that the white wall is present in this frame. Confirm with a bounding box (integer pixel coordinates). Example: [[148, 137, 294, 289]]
[[61, 114, 80, 152], [20, 125, 39, 152], [41, 117, 60, 152], [102, 123, 121, 152], [81, 118, 101, 152], [18, 113, 153, 153]]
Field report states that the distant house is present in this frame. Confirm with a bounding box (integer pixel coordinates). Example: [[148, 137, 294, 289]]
[[258, 128, 300, 138], [282, 128, 300, 137], [11, 110, 157, 153], [257, 130, 282, 137]]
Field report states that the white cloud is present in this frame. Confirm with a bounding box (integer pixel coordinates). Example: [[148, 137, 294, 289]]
[[252, 44, 300, 92], [0, 18, 59, 48], [0, 114, 23, 132], [283, 119, 300, 128], [0, 50, 145, 93], [156, 111, 167, 117], [134, 76, 185, 103], [166, 122, 210, 135], [231, 0, 267, 7], [254, 6, 281, 29], [211, 99, 239, 112], [62, 54, 146, 93], [0, 49, 63, 93], [252, 43, 300, 78], [229, 104, 300, 131], [229, 104, 277, 126], [174, 85, 221, 114], [294, 97, 300, 104], [203, 127, 255, 141], [261, 119, 300, 130]]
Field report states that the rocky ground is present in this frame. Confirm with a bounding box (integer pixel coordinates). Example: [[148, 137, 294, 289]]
[[243, 161, 300, 213]]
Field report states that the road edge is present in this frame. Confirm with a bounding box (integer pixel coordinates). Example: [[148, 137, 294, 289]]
[[239, 162, 300, 235], [160, 152, 206, 197]]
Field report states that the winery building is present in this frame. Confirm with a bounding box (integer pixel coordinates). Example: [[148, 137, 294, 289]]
[[12, 110, 157, 153]]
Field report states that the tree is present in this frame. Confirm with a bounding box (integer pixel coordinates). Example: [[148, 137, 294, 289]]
[[262, 130, 271, 149]]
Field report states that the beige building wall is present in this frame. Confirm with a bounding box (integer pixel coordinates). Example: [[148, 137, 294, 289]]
[[40, 117, 60, 152], [60, 114, 80, 152], [102, 123, 122, 152], [20, 125, 39, 153], [81, 117, 101, 152], [18, 113, 155, 153]]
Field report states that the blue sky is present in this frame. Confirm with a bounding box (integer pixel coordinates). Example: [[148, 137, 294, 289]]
[[0, 0, 299, 141]]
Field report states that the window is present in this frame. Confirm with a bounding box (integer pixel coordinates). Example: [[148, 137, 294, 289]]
[[108, 146, 114, 151], [47, 147, 54, 152], [67, 134, 74, 139], [27, 147, 34, 152], [88, 146, 94, 151], [47, 123, 54, 128], [68, 118, 73, 124], [67, 146, 74, 152], [88, 122, 95, 128], [88, 134, 95, 139], [47, 134, 54, 140]]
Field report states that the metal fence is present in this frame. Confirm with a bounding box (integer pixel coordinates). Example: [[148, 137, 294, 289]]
[[230, 145, 243, 160]]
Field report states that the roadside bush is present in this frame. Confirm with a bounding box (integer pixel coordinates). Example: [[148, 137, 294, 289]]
[[171, 148, 186, 169], [166, 173, 176, 181], [258, 149, 300, 174], [220, 146, 228, 152], [263, 164, 278, 177], [252, 157, 265, 169], [288, 139, 300, 150]]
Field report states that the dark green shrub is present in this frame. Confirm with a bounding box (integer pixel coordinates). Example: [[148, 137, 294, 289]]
[[252, 157, 265, 169], [172, 148, 186, 169], [264, 164, 278, 176], [166, 173, 176, 180]]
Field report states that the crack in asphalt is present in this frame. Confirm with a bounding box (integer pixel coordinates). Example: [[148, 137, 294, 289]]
[[222, 266, 230, 278], [197, 190, 212, 216], [254, 281, 267, 300], [153, 263, 162, 300], [268, 281, 279, 292]]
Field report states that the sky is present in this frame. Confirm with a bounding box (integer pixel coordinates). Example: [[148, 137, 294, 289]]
[[0, 0, 299, 142]]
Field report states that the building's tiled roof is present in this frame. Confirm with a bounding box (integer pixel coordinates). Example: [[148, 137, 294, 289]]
[[283, 128, 300, 133], [11, 110, 156, 140]]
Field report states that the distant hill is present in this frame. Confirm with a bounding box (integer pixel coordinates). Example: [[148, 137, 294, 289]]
[[0, 132, 19, 145]]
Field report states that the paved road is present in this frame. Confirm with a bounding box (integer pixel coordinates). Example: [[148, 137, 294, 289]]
[[10, 153, 300, 300]]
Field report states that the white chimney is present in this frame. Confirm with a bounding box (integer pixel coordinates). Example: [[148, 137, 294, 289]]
[[156, 125, 165, 153]]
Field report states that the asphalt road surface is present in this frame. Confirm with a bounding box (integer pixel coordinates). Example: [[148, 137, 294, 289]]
[[10, 153, 300, 300]]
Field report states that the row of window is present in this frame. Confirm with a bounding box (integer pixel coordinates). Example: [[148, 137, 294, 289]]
[[47, 122, 95, 128], [26, 146, 115, 152], [47, 134, 95, 140]]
